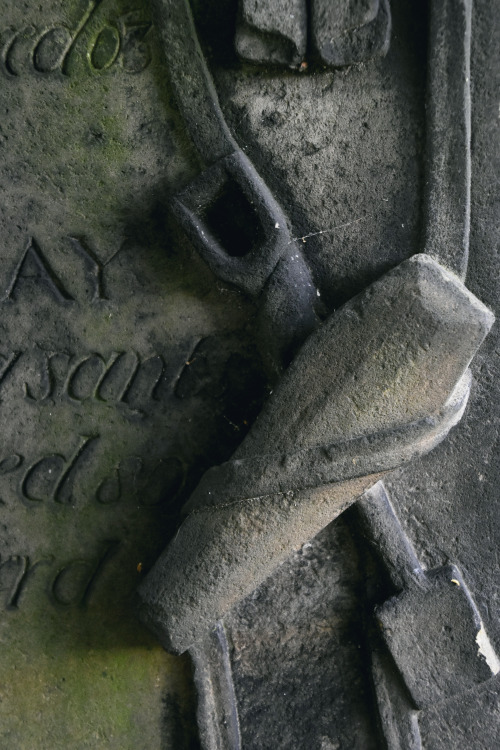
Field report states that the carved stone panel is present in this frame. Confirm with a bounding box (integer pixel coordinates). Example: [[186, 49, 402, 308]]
[[0, 1, 262, 747], [2, 0, 500, 749]]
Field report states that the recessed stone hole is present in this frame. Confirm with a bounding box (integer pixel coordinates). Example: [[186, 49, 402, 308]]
[[204, 178, 265, 257]]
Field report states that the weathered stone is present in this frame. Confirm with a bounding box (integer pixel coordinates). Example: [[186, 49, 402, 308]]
[[378, 563, 499, 709], [358, 482, 500, 711], [138, 255, 493, 654], [0, 1, 257, 746], [235, 0, 307, 67], [4, 0, 500, 747], [423, 0, 472, 279], [312, 0, 391, 67], [190, 624, 241, 750], [173, 0, 500, 746]]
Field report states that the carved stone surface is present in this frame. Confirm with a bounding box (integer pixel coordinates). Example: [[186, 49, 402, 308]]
[[0, 1, 259, 747], [312, 0, 391, 67], [235, 0, 307, 67], [3, 0, 500, 748], [138, 255, 493, 654]]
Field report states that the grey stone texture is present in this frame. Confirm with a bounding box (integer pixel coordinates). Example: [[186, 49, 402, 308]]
[[312, 0, 391, 67], [423, 0, 472, 278], [235, 0, 307, 67], [172, 0, 500, 747], [138, 255, 493, 654], [0, 1, 255, 747], [377, 562, 496, 709], [359, 482, 500, 712], [2, 0, 500, 748]]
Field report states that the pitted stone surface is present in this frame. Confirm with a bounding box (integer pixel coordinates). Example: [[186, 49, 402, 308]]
[[138, 254, 493, 654], [3, 0, 500, 747]]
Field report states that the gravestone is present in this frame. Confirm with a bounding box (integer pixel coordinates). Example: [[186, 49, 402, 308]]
[[3, 1, 500, 749]]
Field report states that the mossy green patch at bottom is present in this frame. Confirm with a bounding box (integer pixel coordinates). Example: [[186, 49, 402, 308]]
[[0, 605, 195, 750]]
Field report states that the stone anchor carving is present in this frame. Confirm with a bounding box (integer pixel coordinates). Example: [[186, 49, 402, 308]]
[[139, 0, 500, 742]]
